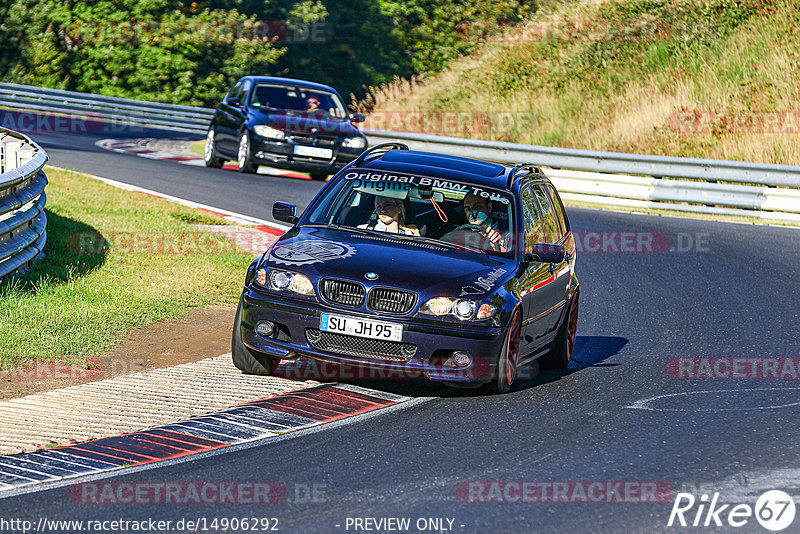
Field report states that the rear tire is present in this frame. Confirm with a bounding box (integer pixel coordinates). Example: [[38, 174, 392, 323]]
[[485, 310, 521, 394], [237, 131, 257, 173], [232, 298, 276, 375], [204, 128, 223, 168], [540, 292, 579, 370], [310, 171, 329, 181]]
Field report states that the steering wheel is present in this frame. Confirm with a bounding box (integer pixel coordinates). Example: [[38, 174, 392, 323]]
[[454, 224, 488, 234], [445, 224, 499, 250]]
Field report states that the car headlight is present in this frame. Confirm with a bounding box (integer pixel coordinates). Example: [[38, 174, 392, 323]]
[[419, 298, 495, 320], [420, 297, 452, 316], [253, 125, 285, 140], [453, 300, 476, 320], [265, 269, 314, 295], [342, 136, 367, 149]]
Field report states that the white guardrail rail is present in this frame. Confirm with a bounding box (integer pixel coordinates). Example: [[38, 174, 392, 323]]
[[0, 127, 48, 281], [2, 81, 799, 222]]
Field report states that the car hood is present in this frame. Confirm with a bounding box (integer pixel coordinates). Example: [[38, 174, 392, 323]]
[[249, 110, 361, 136], [265, 227, 516, 299]]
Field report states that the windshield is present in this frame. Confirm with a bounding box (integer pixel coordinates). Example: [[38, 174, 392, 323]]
[[303, 169, 517, 255], [250, 84, 347, 119]]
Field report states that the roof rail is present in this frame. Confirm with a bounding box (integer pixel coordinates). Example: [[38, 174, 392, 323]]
[[352, 142, 409, 167], [506, 162, 542, 189]]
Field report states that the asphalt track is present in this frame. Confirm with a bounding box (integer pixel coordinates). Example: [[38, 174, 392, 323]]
[[2, 120, 800, 533]]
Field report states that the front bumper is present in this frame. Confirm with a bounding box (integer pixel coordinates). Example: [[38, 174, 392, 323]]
[[251, 135, 362, 174], [240, 287, 505, 383]]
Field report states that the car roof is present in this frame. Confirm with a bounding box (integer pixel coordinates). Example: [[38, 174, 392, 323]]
[[357, 149, 543, 190], [242, 76, 340, 94]]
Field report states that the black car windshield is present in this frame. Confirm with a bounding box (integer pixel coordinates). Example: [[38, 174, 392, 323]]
[[304, 169, 517, 255], [250, 84, 347, 119]]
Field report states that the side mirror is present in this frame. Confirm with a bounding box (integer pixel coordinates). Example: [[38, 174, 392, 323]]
[[349, 112, 365, 123], [273, 202, 298, 225], [525, 243, 565, 264], [227, 96, 240, 107]]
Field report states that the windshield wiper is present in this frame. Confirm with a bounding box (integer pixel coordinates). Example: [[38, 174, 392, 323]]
[[304, 224, 488, 254], [371, 232, 486, 254], [304, 223, 383, 237]]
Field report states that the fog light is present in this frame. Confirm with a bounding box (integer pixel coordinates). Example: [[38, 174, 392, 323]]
[[445, 351, 472, 368], [255, 320, 275, 337], [453, 351, 472, 367]]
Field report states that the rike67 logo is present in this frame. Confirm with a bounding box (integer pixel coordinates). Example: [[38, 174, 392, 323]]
[[668, 490, 796, 531]]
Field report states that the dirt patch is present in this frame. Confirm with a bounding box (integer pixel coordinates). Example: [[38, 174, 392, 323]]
[[0, 304, 237, 400]]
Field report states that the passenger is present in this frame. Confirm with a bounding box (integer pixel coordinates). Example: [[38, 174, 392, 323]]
[[358, 196, 420, 236]]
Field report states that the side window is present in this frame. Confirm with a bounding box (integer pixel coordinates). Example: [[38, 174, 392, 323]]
[[533, 185, 559, 243], [521, 186, 544, 253], [226, 80, 243, 103], [239, 79, 252, 105], [545, 184, 568, 237]]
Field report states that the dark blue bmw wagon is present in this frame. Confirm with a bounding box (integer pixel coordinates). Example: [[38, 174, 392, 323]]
[[233, 144, 579, 393]]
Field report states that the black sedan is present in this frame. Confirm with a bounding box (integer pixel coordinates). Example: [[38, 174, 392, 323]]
[[204, 76, 368, 180], [232, 144, 579, 393]]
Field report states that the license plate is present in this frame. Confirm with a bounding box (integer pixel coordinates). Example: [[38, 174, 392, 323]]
[[320, 313, 403, 342], [294, 145, 333, 159]]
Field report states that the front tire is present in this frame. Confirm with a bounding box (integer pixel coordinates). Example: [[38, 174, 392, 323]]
[[232, 298, 276, 375], [486, 309, 521, 394], [204, 128, 223, 168], [540, 292, 579, 370], [237, 131, 257, 173]]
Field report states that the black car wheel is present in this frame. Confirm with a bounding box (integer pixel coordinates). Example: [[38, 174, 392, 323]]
[[237, 131, 257, 173], [541, 292, 579, 369], [204, 128, 223, 168], [487, 309, 521, 394], [232, 297, 276, 375], [310, 171, 329, 181]]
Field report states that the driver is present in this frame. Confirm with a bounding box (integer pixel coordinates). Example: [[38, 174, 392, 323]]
[[358, 195, 420, 236], [444, 193, 509, 252], [306, 97, 321, 112]]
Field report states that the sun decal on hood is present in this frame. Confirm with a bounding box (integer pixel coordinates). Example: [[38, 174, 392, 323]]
[[270, 240, 356, 266]]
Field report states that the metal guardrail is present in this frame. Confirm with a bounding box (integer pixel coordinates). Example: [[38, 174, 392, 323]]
[[0, 82, 214, 134], [1, 82, 799, 222], [0, 128, 48, 281], [364, 130, 800, 222]]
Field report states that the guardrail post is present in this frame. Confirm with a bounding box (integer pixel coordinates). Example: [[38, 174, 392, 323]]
[[0, 127, 49, 282]]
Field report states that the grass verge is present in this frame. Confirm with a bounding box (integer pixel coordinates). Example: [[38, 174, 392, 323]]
[[0, 167, 253, 371], [359, 0, 800, 165], [190, 140, 205, 157]]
